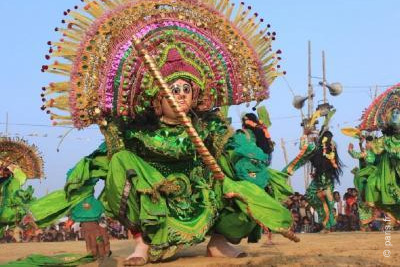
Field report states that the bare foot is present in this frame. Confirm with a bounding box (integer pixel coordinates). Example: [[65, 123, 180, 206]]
[[207, 234, 247, 258], [124, 235, 149, 266], [320, 229, 330, 234], [265, 240, 274, 245]]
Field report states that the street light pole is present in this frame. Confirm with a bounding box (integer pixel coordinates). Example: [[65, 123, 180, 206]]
[[322, 51, 327, 104], [307, 41, 314, 118]]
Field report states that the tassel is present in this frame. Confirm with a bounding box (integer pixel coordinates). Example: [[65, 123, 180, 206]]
[[225, 3, 235, 20], [261, 52, 276, 65], [44, 82, 71, 95], [236, 6, 252, 28], [52, 41, 79, 50], [219, 0, 229, 13], [46, 69, 70, 76], [50, 113, 72, 120], [84, 1, 105, 18], [69, 11, 93, 26], [65, 20, 89, 31], [51, 50, 77, 58], [59, 29, 83, 42], [233, 2, 245, 25], [100, 0, 119, 9], [46, 96, 70, 111], [51, 120, 73, 126], [49, 62, 72, 72], [215, 0, 225, 12]]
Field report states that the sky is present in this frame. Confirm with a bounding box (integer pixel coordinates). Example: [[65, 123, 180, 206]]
[[0, 0, 399, 197]]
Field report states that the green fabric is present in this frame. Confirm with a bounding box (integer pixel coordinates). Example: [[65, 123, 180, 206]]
[[104, 150, 218, 261], [282, 142, 316, 174], [256, 106, 271, 128], [71, 196, 104, 222], [0, 168, 35, 232], [220, 178, 293, 232], [305, 177, 336, 229], [22, 116, 295, 262], [0, 254, 94, 267], [30, 145, 108, 227], [225, 131, 269, 188], [266, 168, 293, 203]]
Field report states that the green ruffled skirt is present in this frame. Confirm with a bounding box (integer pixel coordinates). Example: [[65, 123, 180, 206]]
[[29, 150, 293, 262]]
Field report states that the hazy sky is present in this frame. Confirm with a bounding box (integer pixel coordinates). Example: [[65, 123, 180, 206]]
[[1, 0, 399, 197]]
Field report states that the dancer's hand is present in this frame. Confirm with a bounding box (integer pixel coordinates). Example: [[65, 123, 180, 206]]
[[348, 143, 354, 151], [81, 222, 110, 259]]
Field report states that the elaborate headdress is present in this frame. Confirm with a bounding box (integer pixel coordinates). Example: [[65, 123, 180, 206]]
[[0, 137, 44, 179], [41, 0, 283, 128], [360, 84, 400, 131]]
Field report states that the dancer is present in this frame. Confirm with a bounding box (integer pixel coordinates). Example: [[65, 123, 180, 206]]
[[355, 84, 400, 223], [224, 112, 295, 244], [0, 137, 43, 238], [226, 113, 293, 201], [345, 132, 379, 228], [27, 0, 299, 265], [285, 110, 343, 232]]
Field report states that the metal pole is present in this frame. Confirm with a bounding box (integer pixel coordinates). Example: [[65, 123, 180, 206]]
[[5, 113, 9, 136], [307, 41, 314, 118], [322, 51, 327, 104], [280, 138, 291, 186], [305, 41, 314, 189]]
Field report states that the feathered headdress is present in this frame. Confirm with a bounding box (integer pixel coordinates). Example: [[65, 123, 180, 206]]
[[0, 137, 44, 179], [360, 84, 400, 131], [41, 0, 283, 128]]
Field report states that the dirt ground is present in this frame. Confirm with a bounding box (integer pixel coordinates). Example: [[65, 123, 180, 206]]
[[0, 232, 399, 266]]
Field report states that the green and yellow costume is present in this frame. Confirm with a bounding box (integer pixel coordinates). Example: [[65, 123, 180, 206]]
[[29, 116, 296, 261], [0, 137, 43, 238], [349, 84, 400, 222]]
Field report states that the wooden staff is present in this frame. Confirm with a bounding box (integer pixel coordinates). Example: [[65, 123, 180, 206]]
[[132, 37, 225, 180]]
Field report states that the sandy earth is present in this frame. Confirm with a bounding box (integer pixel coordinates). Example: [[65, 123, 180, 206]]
[[0, 232, 399, 266]]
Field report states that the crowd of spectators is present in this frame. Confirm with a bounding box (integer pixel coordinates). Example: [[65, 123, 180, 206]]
[[0, 217, 129, 244], [287, 189, 397, 233]]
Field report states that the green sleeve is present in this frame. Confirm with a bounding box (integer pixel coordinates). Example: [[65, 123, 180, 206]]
[[348, 149, 362, 159], [12, 168, 27, 186], [365, 151, 376, 164], [64, 153, 109, 199], [3, 168, 27, 197], [283, 142, 315, 175]]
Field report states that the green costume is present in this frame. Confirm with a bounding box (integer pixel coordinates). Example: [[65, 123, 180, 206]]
[[285, 109, 341, 231], [352, 85, 400, 222], [364, 135, 400, 219], [0, 168, 35, 237], [225, 129, 292, 202], [29, 117, 296, 261], [0, 137, 43, 238], [348, 147, 378, 225]]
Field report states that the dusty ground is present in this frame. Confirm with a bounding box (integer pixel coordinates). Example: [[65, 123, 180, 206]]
[[0, 232, 399, 266]]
